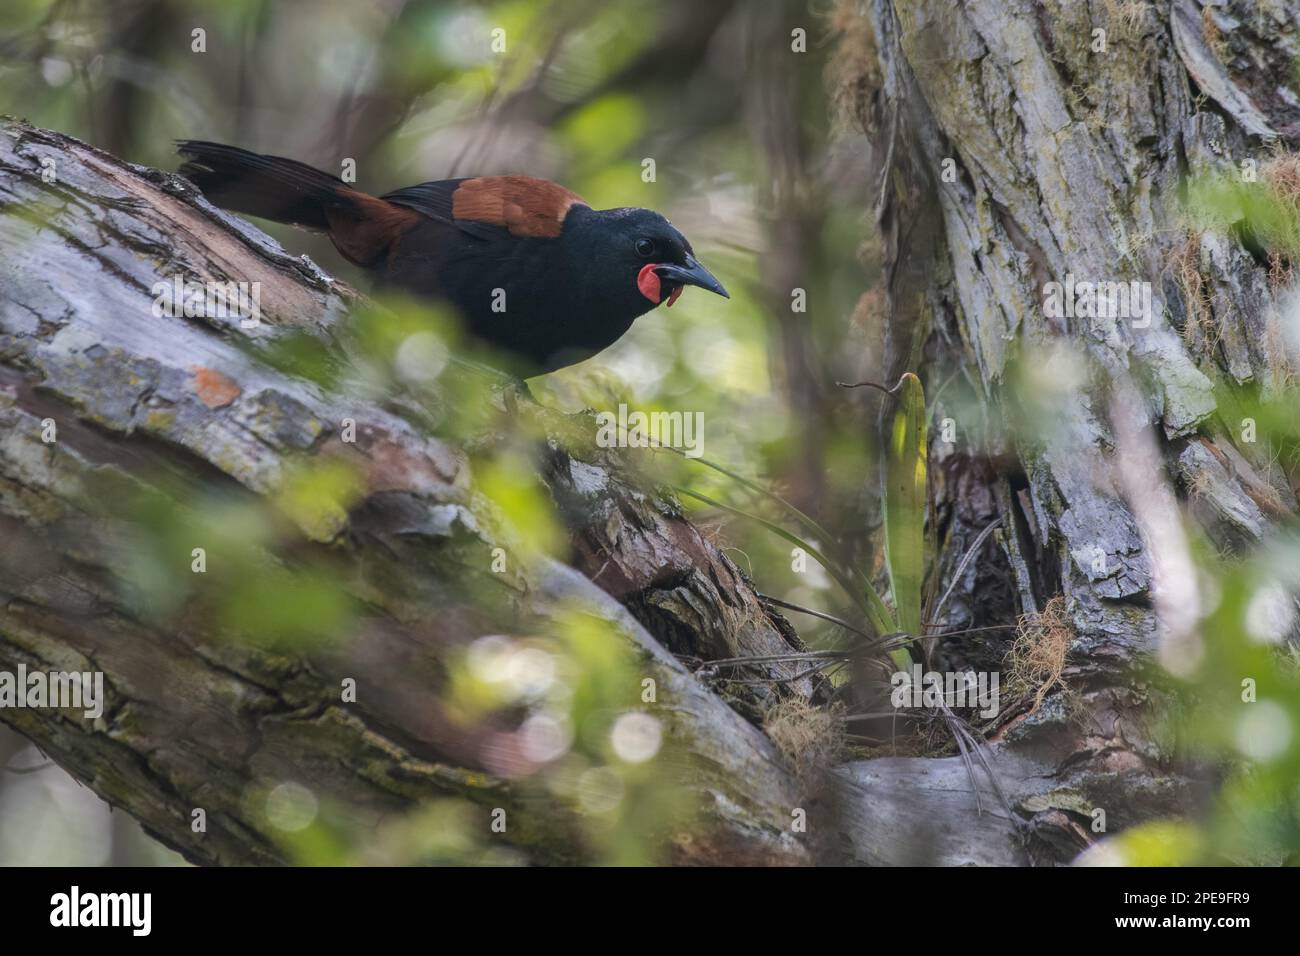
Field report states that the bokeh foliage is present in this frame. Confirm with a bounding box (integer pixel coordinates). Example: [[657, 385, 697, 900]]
[[1, 0, 874, 865], [7, 0, 1300, 869]]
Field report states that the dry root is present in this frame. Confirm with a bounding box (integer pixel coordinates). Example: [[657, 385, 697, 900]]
[[764, 696, 846, 778], [1006, 595, 1073, 713], [827, 0, 883, 136], [1170, 231, 1218, 350]]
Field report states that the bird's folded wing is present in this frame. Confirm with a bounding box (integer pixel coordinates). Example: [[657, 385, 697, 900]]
[[383, 176, 587, 241]]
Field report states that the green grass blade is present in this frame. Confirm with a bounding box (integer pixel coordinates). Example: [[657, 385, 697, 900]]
[[884, 372, 928, 648]]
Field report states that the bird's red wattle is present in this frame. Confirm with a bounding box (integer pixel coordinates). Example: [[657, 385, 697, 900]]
[[637, 263, 662, 303], [636, 264, 685, 307]]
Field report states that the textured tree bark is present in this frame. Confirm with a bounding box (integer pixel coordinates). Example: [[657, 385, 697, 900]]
[[0, 118, 821, 864], [3, 116, 1058, 868], [830, 0, 1300, 861], [13, 0, 1285, 860]]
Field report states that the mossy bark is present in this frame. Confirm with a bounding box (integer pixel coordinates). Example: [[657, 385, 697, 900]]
[[831, 0, 1298, 861], [0, 119, 818, 864]]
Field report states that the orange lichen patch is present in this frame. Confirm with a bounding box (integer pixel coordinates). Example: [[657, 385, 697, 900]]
[[361, 432, 457, 496], [1196, 437, 1291, 519], [452, 176, 586, 238], [190, 366, 242, 408]]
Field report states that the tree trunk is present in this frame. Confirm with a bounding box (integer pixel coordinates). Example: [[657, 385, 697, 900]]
[[832, 0, 1300, 861], [0, 117, 1046, 866], [0, 119, 821, 864], [14, 0, 1284, 862]]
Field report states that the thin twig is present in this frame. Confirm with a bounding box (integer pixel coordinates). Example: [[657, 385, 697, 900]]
[[3, 760, 54, 775], [760, 593, 1016, 641], [835, 372, 911, 396], [921, 622, 1018, 634], [756, 593, 873, 641], [947, 712, 984, 815], [928, 518, 1003, 630]]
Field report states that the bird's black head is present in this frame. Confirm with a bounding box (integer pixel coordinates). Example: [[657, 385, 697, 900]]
[[562, 206, 729, 320]]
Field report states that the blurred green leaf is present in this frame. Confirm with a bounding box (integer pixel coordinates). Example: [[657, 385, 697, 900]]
[[883, 372, 927, 658]]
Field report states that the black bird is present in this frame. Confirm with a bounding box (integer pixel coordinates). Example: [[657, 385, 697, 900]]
[[176, 142, 729, 374]]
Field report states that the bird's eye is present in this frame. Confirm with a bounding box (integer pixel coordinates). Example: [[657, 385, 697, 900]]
[[635, 238, 656, 258]]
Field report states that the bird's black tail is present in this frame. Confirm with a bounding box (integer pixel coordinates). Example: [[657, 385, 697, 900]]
[[176, 141, 355, 230]]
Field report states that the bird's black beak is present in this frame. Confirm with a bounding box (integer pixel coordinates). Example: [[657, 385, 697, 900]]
[[655, 255, 729, 299]]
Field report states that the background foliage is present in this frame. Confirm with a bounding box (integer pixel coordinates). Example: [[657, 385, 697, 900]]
[[4, 0, 1300, 867], [0, 0, 885, 865]]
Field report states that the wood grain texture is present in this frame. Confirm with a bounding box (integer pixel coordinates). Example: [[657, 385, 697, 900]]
[[839, 0, 1300, 860], [0, 119, 839, 865]]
